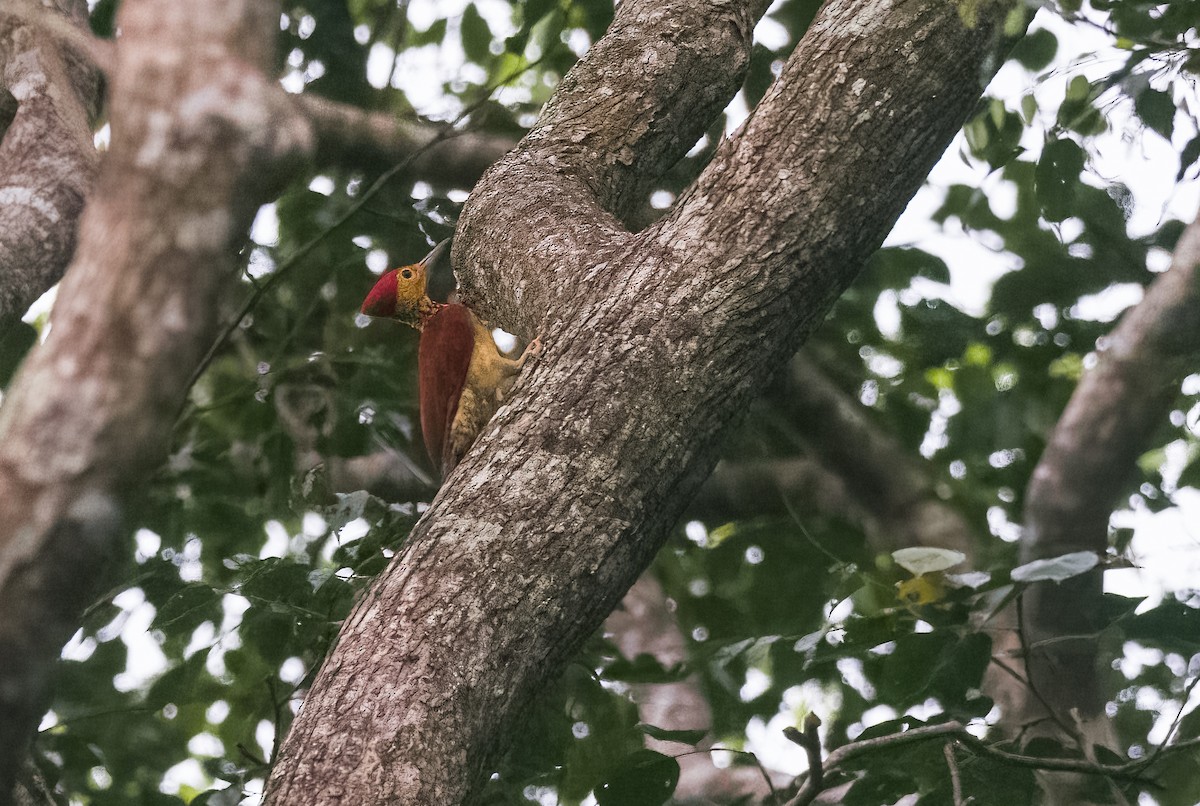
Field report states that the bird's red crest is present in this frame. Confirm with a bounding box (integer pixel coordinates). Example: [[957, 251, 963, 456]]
[[361, 270, 399, 317]]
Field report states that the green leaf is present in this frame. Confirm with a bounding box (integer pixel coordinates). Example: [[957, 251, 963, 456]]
[[1178, 454, 1200, 490], [89, 0, 118, 37], [1012, 28, 1057, 72], [1134, 87, 1175, 140], [594, 750, 680, 806], [1035, 138, 1085, 222], [409, 17, 447, 47], [1178, 134, 1200, 182], [460, 4, 492, 64], [636, 724, 708, 745], [154, 583, 221, 631], [1058, 76, 1106, 135], [1020, 93, 1038, 124], [1123, 600, 1200, 653], [1010, 551, 1099, 583]]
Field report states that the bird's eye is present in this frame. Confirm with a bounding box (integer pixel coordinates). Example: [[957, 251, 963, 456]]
[[400, 269, 414, 279]]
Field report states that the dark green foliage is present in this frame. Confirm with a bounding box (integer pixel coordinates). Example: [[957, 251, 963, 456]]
[[1035, 137, 1086, 222], [1011, 28, 1058, 72], [594, 750, 680, 806]]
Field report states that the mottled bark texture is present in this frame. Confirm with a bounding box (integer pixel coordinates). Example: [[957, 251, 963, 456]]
[[1011, 209, 1200, 798], [0, 0, 101, 324], [265, 0, 1015, 802], [0, 0, 315, 799]]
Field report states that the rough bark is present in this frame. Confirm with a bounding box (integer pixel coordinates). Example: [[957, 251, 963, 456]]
[[265, 0, 1015, 802], [0, 0, 101, 324], [0, 0, 315, 799], [1011, 209, 1200, 796]]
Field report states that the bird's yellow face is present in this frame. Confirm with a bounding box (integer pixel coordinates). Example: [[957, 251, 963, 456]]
[[361, 261, 432, 327]]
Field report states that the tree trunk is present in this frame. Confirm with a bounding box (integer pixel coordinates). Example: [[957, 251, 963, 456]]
[[1012, 208, 1200, 803], [0, 0, 314, 797], [265, 1, 1016, 802], [0, 0, 101, 324]]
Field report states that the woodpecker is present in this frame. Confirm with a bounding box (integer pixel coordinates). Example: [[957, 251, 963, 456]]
[[361, 240, 541, 477]]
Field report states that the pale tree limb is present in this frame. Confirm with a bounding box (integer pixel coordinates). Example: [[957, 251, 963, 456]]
[[11, 757, 56, 806], [771, 351, 975, 555], [0, 0, 101, 324], [297, 92, 516, 187], [944, 742, 966, 806], [0, 0, 316, 799], [1012, 209, 1200, 798], [264, 0, 1017, 802], [605, 574, 789, 804]]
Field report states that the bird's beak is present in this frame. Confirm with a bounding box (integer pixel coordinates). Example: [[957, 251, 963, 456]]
[[420, 238, 451, 272]]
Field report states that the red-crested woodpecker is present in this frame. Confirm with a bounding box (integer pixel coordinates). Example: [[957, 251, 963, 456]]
[[361, 241, 541, 477]]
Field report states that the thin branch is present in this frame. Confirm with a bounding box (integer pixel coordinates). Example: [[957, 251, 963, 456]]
[[1148, 672, 1200, 761], [783, 714, 824, 798], [785, 722, 965, 806], [771, 352, 975, 555], [780, 718, 1187, 805], [944, 742, 966, 806]]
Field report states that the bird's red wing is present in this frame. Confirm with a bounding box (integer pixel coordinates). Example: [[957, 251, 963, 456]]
[[418, 304, 475, 476]]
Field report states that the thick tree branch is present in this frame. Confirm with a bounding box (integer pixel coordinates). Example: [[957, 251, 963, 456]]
[[296, 92, 516, 186], [0, 0, 101, 324], [0, 0, 314, 800], [772, 352, 975, 555], [1013, 210, 1200, 766], [691, 455, 851, 524], [454, 0, 766, 334], [266, 0, 1017, 803]]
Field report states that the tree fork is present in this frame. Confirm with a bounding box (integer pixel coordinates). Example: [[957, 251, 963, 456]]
[[266, 1, 1018, 803]]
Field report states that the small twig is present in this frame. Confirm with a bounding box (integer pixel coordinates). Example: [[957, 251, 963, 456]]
[[785, 719, 962, 806], [953, 732, 1152, 783], [236, 742, 267, 768], [780, 717, 1177, 805], [944, 741, 966, 806], [783, 714, 824, 795], [1013, 594, 1085, 742], [1144, 673, 1200, 765], [266, 676, 285, 764]]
